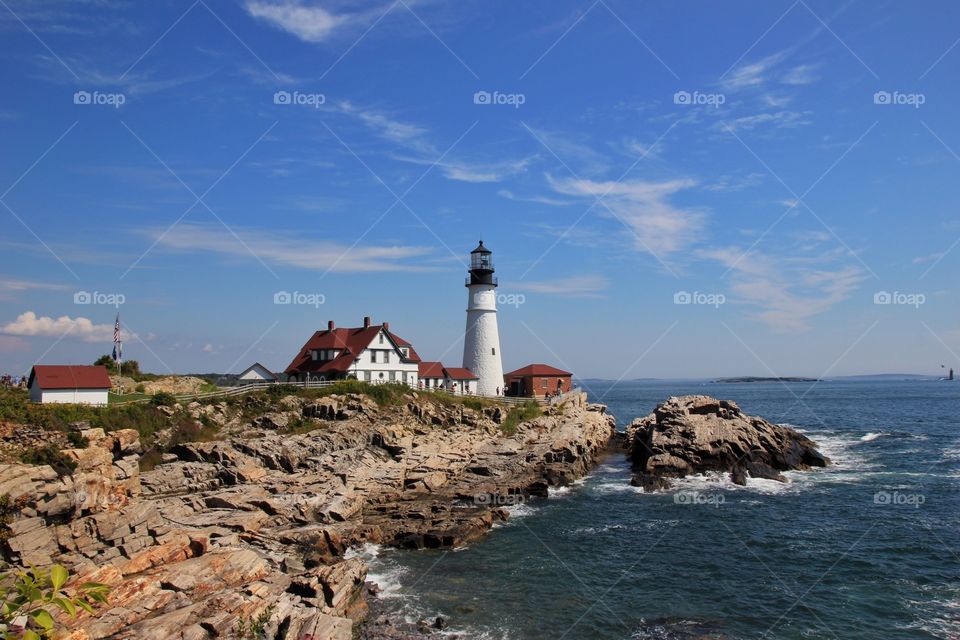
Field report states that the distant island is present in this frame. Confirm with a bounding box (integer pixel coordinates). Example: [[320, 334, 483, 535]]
[[711, 376, 820, 384]]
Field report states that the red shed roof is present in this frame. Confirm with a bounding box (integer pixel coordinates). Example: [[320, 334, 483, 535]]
[[418, 361, 445, 378], [29, 365, 112, 390], [285, 323, 421, 376], [443, 367, 479, 380], [504, 364, 572, 377]]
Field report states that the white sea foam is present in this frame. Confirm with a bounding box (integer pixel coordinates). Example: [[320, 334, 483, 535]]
[[942, 444, 960, 461], [503, 502, 537, 519], [594, 481, 644, 494], [861, 432, 886, 442]]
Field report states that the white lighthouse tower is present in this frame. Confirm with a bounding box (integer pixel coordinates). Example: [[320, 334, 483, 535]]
[[462, 241, 504, 396]]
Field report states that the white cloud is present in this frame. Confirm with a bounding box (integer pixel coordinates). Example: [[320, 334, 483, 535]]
[[1, 311, 130, 343], [152, 223, 436, 273], [245, 1, 350, 43], [202, 343, 217, 353], [514, 276, 609, 298], [547, 175, 704, 255]]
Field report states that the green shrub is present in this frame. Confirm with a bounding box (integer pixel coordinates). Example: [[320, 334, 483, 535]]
[[150, 392, 176, 407], [19, 445, 77, 477], [501, 401, 542, 436], [134, 384, 145, 393], [0, 564, 110, 639]]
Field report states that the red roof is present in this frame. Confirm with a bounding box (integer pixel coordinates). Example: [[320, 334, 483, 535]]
[[29, 365, 112, 390], [442, 367, 478, 380], [418, 361, 445, 378], [504, 364, 572, 377], [285, 323, 421, 376]]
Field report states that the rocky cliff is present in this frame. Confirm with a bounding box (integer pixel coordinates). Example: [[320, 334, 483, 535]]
[[1, 391, 614, 639], [626, 395, 829, 490]]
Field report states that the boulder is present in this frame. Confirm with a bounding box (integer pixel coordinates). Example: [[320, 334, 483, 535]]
[[626, 395, 829, 486]]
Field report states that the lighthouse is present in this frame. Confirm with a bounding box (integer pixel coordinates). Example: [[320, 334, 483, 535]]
[[463, 241, 504, 396]]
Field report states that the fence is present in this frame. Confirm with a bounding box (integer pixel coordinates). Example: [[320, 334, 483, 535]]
[[112, 379, 563, 406]]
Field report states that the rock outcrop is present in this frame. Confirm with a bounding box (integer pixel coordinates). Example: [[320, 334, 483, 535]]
[[626, 395, 828, 489], [1, 391, 614, 639]]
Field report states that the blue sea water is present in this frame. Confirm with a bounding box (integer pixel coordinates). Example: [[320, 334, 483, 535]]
[[360, 380, 960, 639]]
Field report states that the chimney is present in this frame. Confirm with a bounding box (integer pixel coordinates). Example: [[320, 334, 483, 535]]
[[327, 320, 335, 331], [363, 316, 371, 328], [383, 322, 390, 331]]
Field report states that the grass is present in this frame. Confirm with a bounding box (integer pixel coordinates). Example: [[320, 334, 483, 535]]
[[109, 391, 148, 403], [0, 387, 180, 451], [501, 401, 542, 436]]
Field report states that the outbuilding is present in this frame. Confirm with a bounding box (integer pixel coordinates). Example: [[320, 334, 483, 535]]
[[238, 362, 278, 383], [28, 365, 112, 405], [504, 364, 573, 398]]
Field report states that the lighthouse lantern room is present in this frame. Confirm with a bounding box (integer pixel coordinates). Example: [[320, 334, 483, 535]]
[[462, 241, 504, 396]]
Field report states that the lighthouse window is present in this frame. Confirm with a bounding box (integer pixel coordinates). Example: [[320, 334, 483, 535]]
[[492, 348, 496, 355]]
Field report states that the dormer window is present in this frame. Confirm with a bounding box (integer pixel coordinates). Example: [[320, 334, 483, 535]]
[[379, 333, 384, 344]]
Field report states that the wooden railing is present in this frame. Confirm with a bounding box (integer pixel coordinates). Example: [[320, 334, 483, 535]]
[[111, 379, 560, 406]]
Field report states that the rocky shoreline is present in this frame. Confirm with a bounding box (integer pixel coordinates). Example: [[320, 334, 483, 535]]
[[1, 391, 614, 639]]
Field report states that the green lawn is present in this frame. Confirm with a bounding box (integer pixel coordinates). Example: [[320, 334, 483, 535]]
[[108, 391, 148, 404]]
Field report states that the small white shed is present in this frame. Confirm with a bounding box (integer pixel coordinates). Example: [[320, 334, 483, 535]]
[[238, 362, 278, 383], [28, 365, 112, 405]]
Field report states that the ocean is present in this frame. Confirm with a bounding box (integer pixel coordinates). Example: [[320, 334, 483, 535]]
[[357, 380, 960, 639]]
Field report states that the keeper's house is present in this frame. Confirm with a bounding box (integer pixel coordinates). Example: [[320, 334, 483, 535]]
[[504, 364, 573, 398], [28, 365, 112, 405], [285, 317, 421, 385]]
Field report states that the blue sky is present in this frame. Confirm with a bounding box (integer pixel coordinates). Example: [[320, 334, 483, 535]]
[[1, 0, 959, 379]]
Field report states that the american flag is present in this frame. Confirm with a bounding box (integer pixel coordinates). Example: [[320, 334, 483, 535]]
[[112, 313, 122, 362]]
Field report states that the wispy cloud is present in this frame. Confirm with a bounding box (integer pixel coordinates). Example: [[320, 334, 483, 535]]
[[497, 189, 572, 206], [151, 223, 436, 273], [547, 175, 705, 255], [513, 275, 609, 298], [332, 101, 531, 183], [719, 110, 812, 132], [245, 0, 352, 43], [702, 245, 867, 332], [0, 278, 70, 300]]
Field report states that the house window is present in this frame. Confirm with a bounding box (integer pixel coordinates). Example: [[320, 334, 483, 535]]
[[389, 371, 396, 381], [542, 379, 548, 388], [312, 350, 318, 361], [370, 351, 377, 364], [379, 334, 384, 344], [384, 351, 390, 364], [364, 371, 371, 382]]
